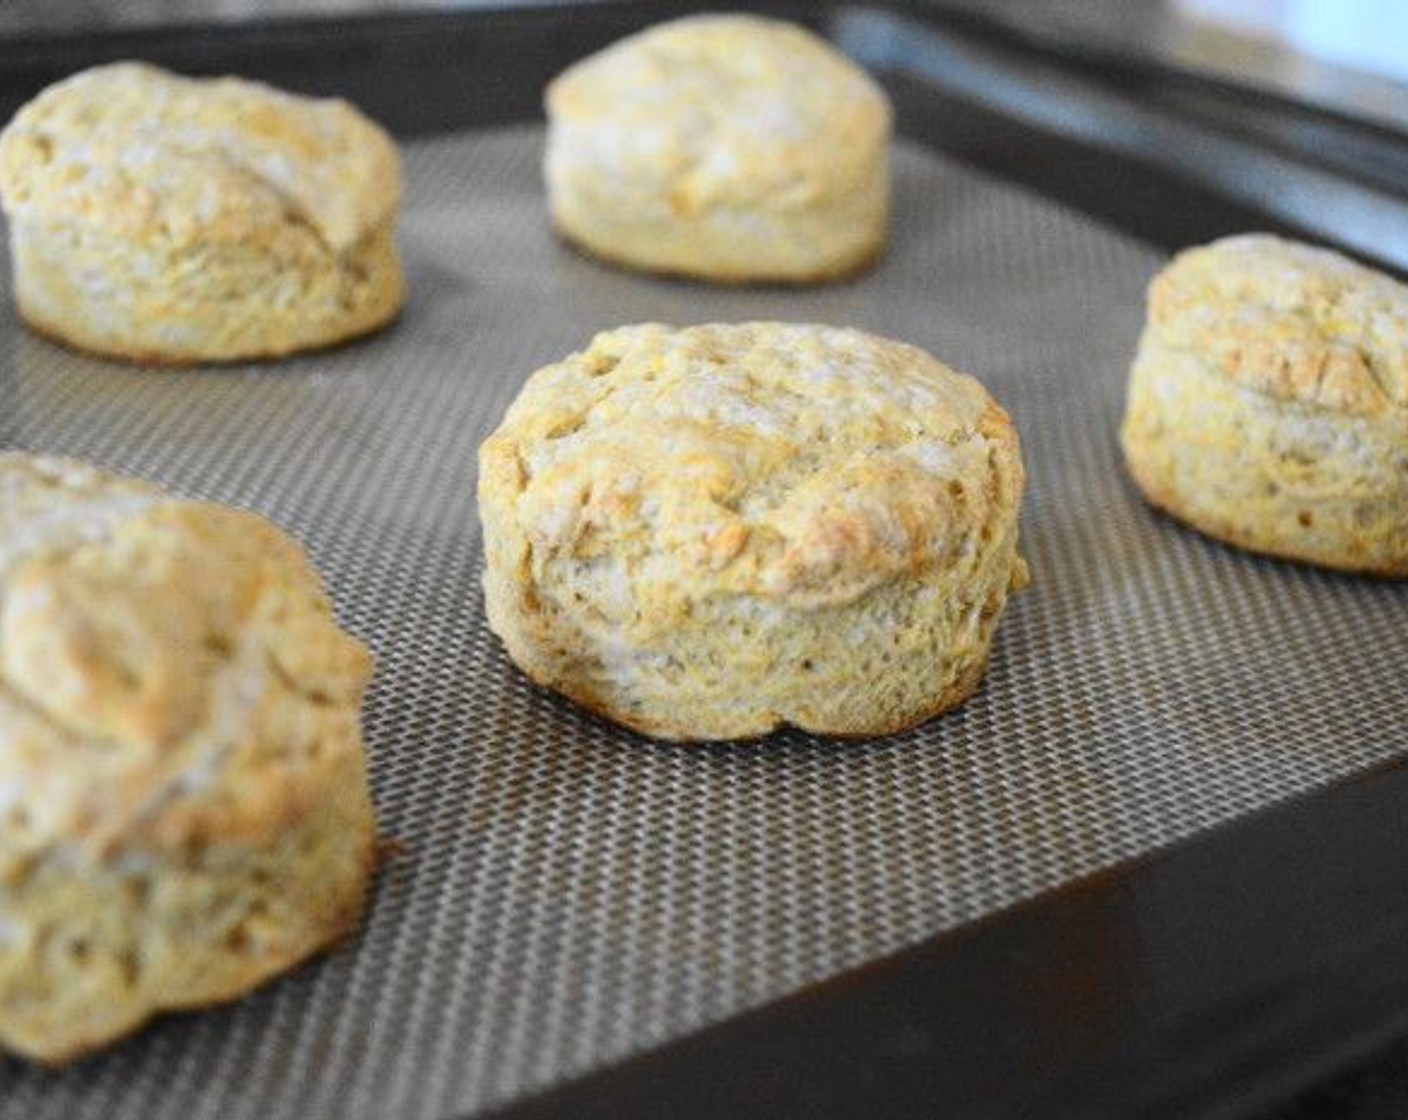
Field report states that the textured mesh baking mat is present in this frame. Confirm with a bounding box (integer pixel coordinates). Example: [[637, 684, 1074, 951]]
[[1, 124, 1405, 1118]]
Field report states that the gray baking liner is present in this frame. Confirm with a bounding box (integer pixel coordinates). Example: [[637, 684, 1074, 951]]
[[1, 126, 1404, 1119]]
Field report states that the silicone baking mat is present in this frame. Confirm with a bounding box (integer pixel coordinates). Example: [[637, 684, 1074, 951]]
[[1, 125, 1404, 1119]]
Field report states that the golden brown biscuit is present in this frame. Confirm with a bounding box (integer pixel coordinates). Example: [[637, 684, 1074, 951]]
[[478, 323, 1027, 741], [544, 15, 892, 284], [0, 453, 376, 1062], [1120, 234, 1408, 576], [0, 62, 403, 365]]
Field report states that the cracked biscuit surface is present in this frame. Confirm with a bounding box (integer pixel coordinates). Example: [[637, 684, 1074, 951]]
[[479, 323, 1027, 741], [544, 15, 892, 284], [0, 453, 376, 1062], [1120, 234, 1408, 576], [0, 62, 403, 364]]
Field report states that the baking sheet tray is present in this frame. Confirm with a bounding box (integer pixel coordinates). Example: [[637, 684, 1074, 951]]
[[1, 12, 1407, 1119]]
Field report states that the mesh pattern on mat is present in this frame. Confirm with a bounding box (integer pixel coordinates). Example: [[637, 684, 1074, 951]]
[[1, 126, 1405, 1118]]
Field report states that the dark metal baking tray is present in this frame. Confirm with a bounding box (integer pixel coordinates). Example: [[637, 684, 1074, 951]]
[[0, 4, 1405, 1119]]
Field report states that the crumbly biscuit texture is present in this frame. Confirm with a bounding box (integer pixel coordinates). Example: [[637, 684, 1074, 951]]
[[479, 323, 1026, 741], [544, 16, 891, 283], [0, 62, 403, 363], [1120, 234, 1408, 576], [0, 453, 376, 1062], [0, 61, 397, 253]]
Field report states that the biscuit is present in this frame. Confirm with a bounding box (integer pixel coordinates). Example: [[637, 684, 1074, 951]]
[[478, 323, 1027, 741], [0, 62, 403, 365], [543, 15, 892, 284], [1120, 234, 1408, 577], [0, 453, 376, 1062]]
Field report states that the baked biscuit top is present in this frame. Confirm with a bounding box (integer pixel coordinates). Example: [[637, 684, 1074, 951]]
[[480, 323, 1022, 621], [0, 62, 400, 251], [1147, 234, 1408, 419], [0, 454, 372, 856], [545, 15, 891, 212]]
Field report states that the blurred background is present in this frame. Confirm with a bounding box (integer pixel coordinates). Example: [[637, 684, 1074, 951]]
[[2, 0, 1405, 128]]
